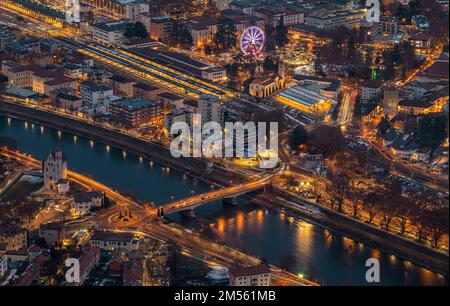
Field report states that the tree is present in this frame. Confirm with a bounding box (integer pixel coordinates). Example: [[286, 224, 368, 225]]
[[264, 24, 276, 52], [396, 197, 413, 236], [347, 187, 363, 218], [327, 170, 350, 213], [289, 126, 308, 150], [275, 16, 288, 47], [428, 206, 449, 249], [416, 114, 448, 150], [307, 126, 345, 158], [172, 19, 193, 47], [278, 252, 297, 271], [125, 22, 148, 39], [214, 17, 237, 51], [134, 22, 148, 38], [364, 192, 381, 224], [377, 117, 391, 135]]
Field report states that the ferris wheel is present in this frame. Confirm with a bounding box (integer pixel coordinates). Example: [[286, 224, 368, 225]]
[[240, 26, 265, 58]]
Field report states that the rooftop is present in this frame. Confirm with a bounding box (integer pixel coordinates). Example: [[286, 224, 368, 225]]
[[112, 98, 157, 110], [74, 191, 103, 203], [91, 21, 128, 32], [279, 85, 330, 108], [90, 231, 135, 243], [229, 264, 271, 277]]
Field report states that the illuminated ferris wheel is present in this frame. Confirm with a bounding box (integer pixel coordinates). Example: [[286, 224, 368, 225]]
[[240, 26, 265, 59]]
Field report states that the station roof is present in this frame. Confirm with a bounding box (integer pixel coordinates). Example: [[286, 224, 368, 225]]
[[279, 85, 330, 107]]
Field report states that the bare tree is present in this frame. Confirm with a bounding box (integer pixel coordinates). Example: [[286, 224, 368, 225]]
[[348, 187, 363, 218], [364, 192, 380, 224], [428, 206, 449, 249], [327, 171, 351, 213], [395, 197, 413, 236]]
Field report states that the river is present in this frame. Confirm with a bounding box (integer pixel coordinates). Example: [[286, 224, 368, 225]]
[[0, 115, 447, 286]]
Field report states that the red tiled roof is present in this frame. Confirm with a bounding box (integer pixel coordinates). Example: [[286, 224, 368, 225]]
[[123, 259, 143, 282], [229, 264, 271, 278]]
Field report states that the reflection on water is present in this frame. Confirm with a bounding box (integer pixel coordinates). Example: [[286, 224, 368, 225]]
[[0, 116, 448, 286], [194, 201, 448, 286]]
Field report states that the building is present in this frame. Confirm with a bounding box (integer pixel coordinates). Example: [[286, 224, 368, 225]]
[[252, 7, 304, 27], [140, 15, 173, 42], [109, 249, 127, 276], [277, 85, 333, 116], [55, 93, 83, 112], [73, 191, 104, 216], [110, 98, 163, 128], [292, 75, 341, 99], [110, 75, 136, 98], [78, 247, 101, 285], [229, 264, 271, 286], [398, 99, 433, 115], [156, 92, 184, 109], [0, 254, 7, 279], [39, 222, 66, 246], [0, 25, 16, 52], [88, 21, 128, 47], [128, 48, 227, 83], [0, 224, 28, 251], [43, 149, 67, 190], [182, 99, 198, 113], [121, 37, 159, 49], [409, 32, 432, 54], [14, 254, 48, 286], [123, 259, 143, 286], [89, 231, 140, 251], [186, 16, 219, 47], [132, 83, 161, 100], [124, 0, 149, 21], [198, 94, 225, 125], [63, 64, 84, 79], [2, 64, 77, 95], [81, 0, 148, 20], [305, 10, 365, 30], [80, 81, 117, 116], [164, 108, 193, 131], [57, 179, 70, 195], [416, 56, 449, 83], [383, 87, 400, 118], [360, 81, 382, 103], [411, 15, 429, 30]]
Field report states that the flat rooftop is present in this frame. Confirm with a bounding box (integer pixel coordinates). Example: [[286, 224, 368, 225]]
[[279, 85, 330, 107], [112, 98, 156, 110]]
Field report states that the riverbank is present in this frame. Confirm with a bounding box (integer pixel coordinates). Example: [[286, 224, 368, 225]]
[[0, 101, 248, 189], [1, 100, 448, 278], [253, 189, 449, 277]]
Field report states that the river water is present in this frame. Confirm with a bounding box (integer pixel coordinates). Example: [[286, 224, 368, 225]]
[[0, 115, 447, 286]]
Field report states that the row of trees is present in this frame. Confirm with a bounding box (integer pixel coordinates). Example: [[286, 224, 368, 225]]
[[288, 124, 448, 250], [345, 185, 449, 249], [324, 154, 449, 250]]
